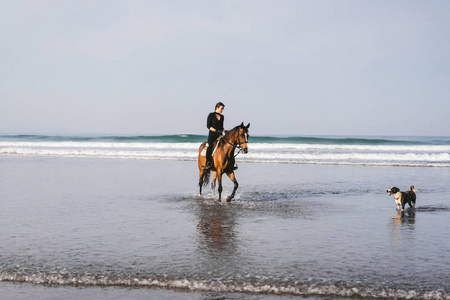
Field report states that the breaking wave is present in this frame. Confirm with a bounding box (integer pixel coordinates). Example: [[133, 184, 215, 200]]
[[1, 135, 450, 167], [1, 272, 448, 299]]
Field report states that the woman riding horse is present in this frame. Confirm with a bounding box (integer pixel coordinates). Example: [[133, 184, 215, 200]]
[[204, 102, 225, 170], [198, 122, 250, 202]]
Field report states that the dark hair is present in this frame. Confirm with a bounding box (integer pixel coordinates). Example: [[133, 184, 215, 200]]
[[215, 102, 225, 109]]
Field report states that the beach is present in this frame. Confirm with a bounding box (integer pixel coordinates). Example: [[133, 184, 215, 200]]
[[3, 0, 450, 297], [1, 152, 449, 299]]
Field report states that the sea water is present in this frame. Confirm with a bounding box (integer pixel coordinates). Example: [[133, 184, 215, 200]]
[[1, 135, 449, 299], [1, 134, 450, 167]]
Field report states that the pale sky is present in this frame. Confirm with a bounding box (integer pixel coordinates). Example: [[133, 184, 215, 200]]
[[1, 0, 449, 136]]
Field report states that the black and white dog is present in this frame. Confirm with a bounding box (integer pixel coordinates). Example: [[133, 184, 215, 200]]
[[387, 185, 418, 211]]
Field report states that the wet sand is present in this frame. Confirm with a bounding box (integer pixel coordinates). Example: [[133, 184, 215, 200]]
[[1, 156, 449, 299]]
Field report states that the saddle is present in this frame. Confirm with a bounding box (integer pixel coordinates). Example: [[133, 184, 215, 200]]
[[201, 137, 221, 157]]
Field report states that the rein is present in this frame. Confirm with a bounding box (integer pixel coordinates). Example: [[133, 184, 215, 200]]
[[220, 130, 248, 158]]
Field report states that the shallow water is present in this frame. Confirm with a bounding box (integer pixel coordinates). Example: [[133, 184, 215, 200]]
[[1, 156, 449, 299]]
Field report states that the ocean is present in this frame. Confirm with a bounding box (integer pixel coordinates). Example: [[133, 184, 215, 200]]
[[1, 134, 449, 299], [1, 134, 450, 167]]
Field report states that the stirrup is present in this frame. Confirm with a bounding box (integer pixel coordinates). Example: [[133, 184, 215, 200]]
[[233, 164, 238, 170]]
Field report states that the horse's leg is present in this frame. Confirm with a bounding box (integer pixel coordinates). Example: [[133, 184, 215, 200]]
[[198, 168, 203, 197], [226, 172, 239, 202], [198, 144, 206, 198], [211, 171, 217, 196], [217, 172, 223, 202]]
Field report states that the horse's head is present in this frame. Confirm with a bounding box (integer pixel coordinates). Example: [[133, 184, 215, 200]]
[[237, 122, 250, 154]]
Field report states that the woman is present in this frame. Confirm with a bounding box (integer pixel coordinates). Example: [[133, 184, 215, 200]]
[[205, 102, 225, 169]]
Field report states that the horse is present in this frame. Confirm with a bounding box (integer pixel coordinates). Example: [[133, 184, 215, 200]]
[[198, 122, 250, 202]]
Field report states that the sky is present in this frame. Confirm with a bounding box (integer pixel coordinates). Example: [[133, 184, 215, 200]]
[[1, 0, 449, 137]]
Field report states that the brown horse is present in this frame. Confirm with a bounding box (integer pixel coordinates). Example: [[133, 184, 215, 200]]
[[198, 122, 250, 202]]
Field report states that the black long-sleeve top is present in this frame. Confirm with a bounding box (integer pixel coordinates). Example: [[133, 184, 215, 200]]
[[206, 112, 224, 133]]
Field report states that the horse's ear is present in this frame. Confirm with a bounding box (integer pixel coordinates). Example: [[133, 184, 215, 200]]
[[246, 123, 250, 129], [240, 122, 244, 127]]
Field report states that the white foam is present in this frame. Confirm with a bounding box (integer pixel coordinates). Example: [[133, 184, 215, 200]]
[[1, 141, 449, 167], [250, 143, 450, 153], [0, 141, 199, 150], [2, 141, 450, 152], [0, 147, 197, 160], [243, 152, 450, 162], [1, 272, 448, 299]]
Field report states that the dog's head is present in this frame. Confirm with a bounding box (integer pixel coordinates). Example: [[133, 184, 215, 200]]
[[387, 187, 400, 196]]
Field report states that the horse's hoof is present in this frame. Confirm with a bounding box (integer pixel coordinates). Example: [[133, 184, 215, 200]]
[[198, 194, 202, 198], [226, 196, 233, 202]]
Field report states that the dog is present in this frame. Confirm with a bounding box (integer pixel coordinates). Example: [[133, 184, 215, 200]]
[[387, 185, 418, 211]]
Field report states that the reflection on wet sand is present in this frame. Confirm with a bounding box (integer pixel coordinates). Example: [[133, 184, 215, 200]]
[[394, 209, 416, 227], [390, 209, 416, 242], [195, 201, 238, 255]]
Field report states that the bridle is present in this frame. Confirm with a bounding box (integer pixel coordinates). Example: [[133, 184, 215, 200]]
[[221, 129, 248, 157]]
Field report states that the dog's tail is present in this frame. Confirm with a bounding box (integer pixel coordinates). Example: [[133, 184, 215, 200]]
[[410, 185, 418, 193]]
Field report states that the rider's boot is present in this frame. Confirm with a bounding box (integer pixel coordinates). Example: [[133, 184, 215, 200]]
[[204, 157, 213, 170]]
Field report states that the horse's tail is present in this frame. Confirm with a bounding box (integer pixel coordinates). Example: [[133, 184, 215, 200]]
[[201, 169, 210, 187]]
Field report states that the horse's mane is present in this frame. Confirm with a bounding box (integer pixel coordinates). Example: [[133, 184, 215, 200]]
[[223, 125, 240, 140]]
